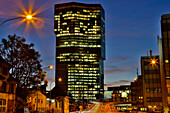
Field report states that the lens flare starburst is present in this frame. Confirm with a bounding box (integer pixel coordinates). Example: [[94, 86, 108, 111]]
[[3, 0, 53, 37], [26, 15, 32, 20], [15, 1, 45, 34], [148, 57, 159, 68]]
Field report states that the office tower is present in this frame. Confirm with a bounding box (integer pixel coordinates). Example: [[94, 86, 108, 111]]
[[141, 51, 162, 112], [158, 14, 170, 112], [54, 2, 105, 101]]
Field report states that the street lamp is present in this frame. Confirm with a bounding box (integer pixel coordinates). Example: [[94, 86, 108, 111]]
[[0, 14, 34, 28], [49, 65, 53, 69], [149, 57, 159, 69], [134, 78, 137, 82], [36, 65, 53, 112], [49, 81, 55, 112], [151, 60, 156, 64], [42, 65, 53, 70], [26, 15, 33, 20], [58, 78, 62, 82]]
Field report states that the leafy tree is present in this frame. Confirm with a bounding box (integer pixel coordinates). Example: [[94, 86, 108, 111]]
[[0, 34, 44, 88]]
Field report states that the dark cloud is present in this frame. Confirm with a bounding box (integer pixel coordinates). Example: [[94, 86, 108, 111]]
[[105, 65, 117, 69], [104, 56, 133, 75], [106, 56, 131, 64], [104, 68, 131, 75], [104, 80, 131, 87], [0, 11, 4, 15]]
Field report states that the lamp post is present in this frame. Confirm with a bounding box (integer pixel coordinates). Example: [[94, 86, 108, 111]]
[[36, 65, 53, 112], [49, 78, 62, 112], [0, 15, 33, 28], [58, 77, 62, 82], [49, 80, 55, 112]]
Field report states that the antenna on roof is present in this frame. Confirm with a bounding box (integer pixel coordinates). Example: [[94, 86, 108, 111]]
[[157, 35, 159, 44], [137, 68, 138, 76]]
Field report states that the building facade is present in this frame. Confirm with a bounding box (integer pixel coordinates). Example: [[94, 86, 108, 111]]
[[0, 56, 17, 113], [108, 85, 131, 103], [158, 14, 170, 112], [54, 2, 105, 101], [27, 90, 47, 112], [131, 75, 144, 111], [141, 52, 162, 112]]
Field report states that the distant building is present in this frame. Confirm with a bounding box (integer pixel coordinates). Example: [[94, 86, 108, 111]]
[[54, 2, 105, 101], [27, 90, 47, 112], [158, 14, 170, 112], [108, 85, 131, 102], [131, 75, 144, 111], [0, 56, 18, 113], [141, 51, 162, 112], [45, 90, 70, 113]]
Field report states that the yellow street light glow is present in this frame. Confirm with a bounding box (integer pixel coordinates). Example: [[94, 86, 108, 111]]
[[151, 60, 156, 64], [149, 57, 159, 69], [26, 15, 32, 20], [58, 78, 62, 82], [49, 65, 53, 69], [0, 0, 47, 35]]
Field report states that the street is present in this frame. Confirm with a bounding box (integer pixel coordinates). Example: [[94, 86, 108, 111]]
[[69, 102, 121, 113]]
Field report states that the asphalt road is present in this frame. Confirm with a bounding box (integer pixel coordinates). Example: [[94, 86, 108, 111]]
[[69, 102, 101, 113]]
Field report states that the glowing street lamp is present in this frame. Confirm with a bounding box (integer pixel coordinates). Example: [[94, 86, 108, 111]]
[[49, 65, 53, 69], [134, 78, 137, 81], [0, 14, 34, 28], [58, 78, 62, 82], [26, 15, 32, 20], [36, 65, 53, 111], [42, 65, 53, 70], [149, 58, 158, 68], [49, 80, 55, 111], [151, 60, 156, 64]]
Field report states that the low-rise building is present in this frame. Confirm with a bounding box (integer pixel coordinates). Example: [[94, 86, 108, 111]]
[[0, 56, 18, 113], [131, 75, 145, 111], [27, 90, 47, 112], [108, 85, 131, 102]]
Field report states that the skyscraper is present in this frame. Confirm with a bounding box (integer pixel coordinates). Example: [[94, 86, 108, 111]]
[[54, 2, 105, 101], [158, 14, 170, 112]]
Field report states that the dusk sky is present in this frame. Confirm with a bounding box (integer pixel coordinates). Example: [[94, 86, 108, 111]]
[[0, 0, 170, 90]]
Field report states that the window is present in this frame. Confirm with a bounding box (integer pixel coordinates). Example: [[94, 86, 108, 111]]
[[0, 99, 6, 112], [9, 84, 14, 94], [2, 67, 8, 75], [165, 60, 169, 63], [146, 97, 162, 102], [38, 99, 40, 103], [0, 82, 6, 93]]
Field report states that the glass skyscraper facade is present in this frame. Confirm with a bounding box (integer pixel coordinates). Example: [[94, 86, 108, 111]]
[[54, 2, 105, 101]]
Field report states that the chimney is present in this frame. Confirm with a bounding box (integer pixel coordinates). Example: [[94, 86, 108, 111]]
[[150, 50, 152, 57]]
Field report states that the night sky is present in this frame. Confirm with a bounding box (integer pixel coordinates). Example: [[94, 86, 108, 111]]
[[0, 0, 170, 90]]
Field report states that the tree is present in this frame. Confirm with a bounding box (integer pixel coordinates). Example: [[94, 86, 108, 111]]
[[0, 34, 43, 88]]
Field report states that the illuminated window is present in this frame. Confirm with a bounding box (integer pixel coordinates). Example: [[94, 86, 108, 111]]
[[165, 60, 169, 63]]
